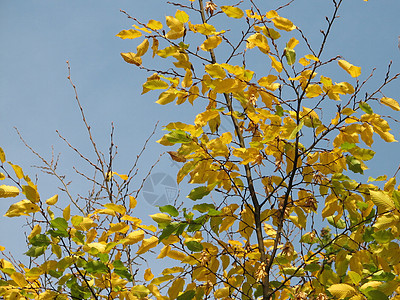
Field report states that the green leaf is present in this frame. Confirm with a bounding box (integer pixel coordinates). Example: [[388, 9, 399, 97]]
[[350, 147, 375, 161], [364, 290, 388, 300], [348, 271, 361, 284], [367, 175, 387, 182], [84, 261, 108, 274], [25, 246, 46, 258], [51, 217, 68, 231], [158, 205, 179, 217], [275, 105, 284, 116], [193, 203, 215, 213], [49, 217, 69, 238], [177, 290, 196, 300], [284, 47, 296, 65], [187, 186, 211, 200], [359, 101, 373, 114], [372, 229, 393, 244], [29, 234, 50, 247], [131, 285, 150, 298], [185, 241, 203, 252], [326, 216, 346, 229], [340, 142, 356, 150], [165, 130, 192, 144], [304, 263, 321, 272], [346, 156, 363, 174], [158, 222, 180, 243]]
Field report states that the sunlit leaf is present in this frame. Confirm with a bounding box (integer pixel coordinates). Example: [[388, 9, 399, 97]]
[[46, 194, 58, 205], [338, 59, 361, 77], [221, 6, 244, 19], [0, 185, 19, 198], [380, 97, 400, 111], [136, 236, 158, 254], [116, 29, 142, 39], [284, 47, 296, 65], [147, 20, 163, 30]]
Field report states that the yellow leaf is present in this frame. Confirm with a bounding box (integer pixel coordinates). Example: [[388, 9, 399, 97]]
[[200, 35, 222, 51], [157, 244, 171, 259], [262, 27, 281, 39], [9, 162, 24, 179], [168, 277, 185, 299], [11, 272, 28, 287], [86, 228, 97, 244], [299, 57, 310, 66], [0, 185, 19, 198], [72, 216, 97, 231], [266, 10, 278, 18], [147, 20, 163, 30], [247, 33, 270, 53], [0, 172, 4, 180], [52, 244, 62, 259], [116, 29, 142, 39], [132, 24, 151, 33], [338, 60, 361, 77], [380, 97, 400, 111], [271, 16, 296, 31], [137, 236, 158, 254], [86, 242, 107, 253], [5, 199, 40, 217], [269, 55, 283, 72], [151, 37, 159, 58], [46, 194, 58, 205], [123, 230, 145, 245], [306, 84, 323, 98], [305, 54, 319, 61], [214, 287, 229, 298], [150, 213, 171, 224], [0, 245, 4, 251], [0, 147, 5, 163], [194, 23, 216, 35], [194, 110, 219, 127], [136, 39, 149, 57], [120, 52, 142, 66], [104, 203, 126, 215], [221, 6, 244, 19], [109, 222, 130, 234], [205, 64, 226, 79], [63, 205, 71, 221], [22, 185, 40, 203], [165, 16, 185, 39], [156, 89, 178, 105], [328, 284, 356, 298], [167, 250, 186, 261], [369, 190, 395, 212], [129, 196, 137, 209], [182, 69, 193, 88], [258, 75, 280, 91], [188, 85, 199, 104], [144, 268, 154, 281], [287, 37, 299, 49], [28, 224, 42, 240], [175, 10, 189, 23]]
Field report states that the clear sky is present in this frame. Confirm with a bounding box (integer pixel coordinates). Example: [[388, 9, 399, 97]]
[[1, 0, 399, 254]]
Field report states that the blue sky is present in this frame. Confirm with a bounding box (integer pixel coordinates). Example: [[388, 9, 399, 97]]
[[1, 0, 399, 254]]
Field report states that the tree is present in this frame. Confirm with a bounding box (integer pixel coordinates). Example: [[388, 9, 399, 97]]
[[1, 0, 400, 299]]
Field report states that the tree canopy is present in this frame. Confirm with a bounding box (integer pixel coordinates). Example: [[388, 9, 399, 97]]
[[1, 0, 400, 299]]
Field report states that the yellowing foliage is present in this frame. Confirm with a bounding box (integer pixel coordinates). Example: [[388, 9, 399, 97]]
[[2, 1, 400, 300]]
